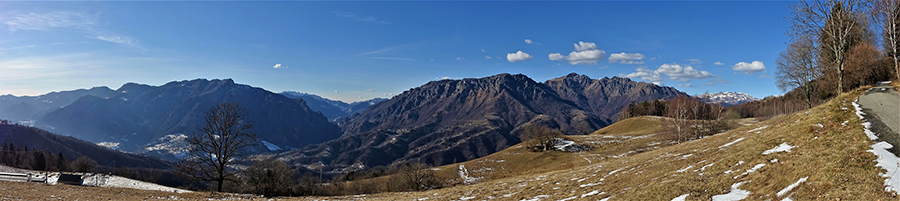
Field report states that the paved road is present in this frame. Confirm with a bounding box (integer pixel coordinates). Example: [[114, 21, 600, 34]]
[[858, 82, 900, 154]]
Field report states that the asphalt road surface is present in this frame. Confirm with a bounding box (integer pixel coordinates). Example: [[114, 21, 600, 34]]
[[858, 82, 900, 154]]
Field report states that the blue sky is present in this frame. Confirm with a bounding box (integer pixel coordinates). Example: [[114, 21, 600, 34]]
[[0, 1, 793, 102]]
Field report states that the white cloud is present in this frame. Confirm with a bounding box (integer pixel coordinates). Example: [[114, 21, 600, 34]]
[[481, 49, 486, 52], [622, 66, 664, 84], [733, 61, 766, 74], [677, 83, 694, 87], [89, 35, 139, 47], [525, 39, 534, 44], [622, 63, 715, 84], [485, 56, 491, 59], [334, 90, 339, 93], [549, 53, 565, 61], [366, 89, 376, 92], [574, 41, 598, 51], [1, 11, 97, 31], [273, 63, 284, 68], [332, 11, 391, 25], [688, 59, 702, 64], [507, 50, 533, 62], [608, 52, 645, 64], [714, 61, 724, 65], [657, 63, 715, 81], [370, 57, 416, 61], [549, 41, 605, 65], [456, 57, 466, 61], [2, 11, 140, 47]]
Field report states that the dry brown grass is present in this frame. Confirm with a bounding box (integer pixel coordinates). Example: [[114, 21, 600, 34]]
[[305, 86, 896, 200]]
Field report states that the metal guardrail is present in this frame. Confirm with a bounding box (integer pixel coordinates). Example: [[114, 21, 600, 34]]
[[0, 172, 49, 183]]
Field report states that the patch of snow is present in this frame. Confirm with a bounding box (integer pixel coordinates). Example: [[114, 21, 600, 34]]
[[869, 141, 900, 193], [553, 138, 592, 152], [81, 174, 190, 193], [260, 140, 281, 151], [599, 197, 612, 201], [762, 143, 796, 155], [734, 164, 766, 179], [711, 181, 752, 201], [581, 190, 602, 198], [459, 196, 476, 200], [748, 126, 768, 133], [97, 142, 120, 150], [719, 138, 745, 149], [458, 165, 480, 185], [676, 165, 694, 173], [672, 194, 690, 201], [878, 81, 893, 84], [771, 159, 779, 163], [521, 195, 549, 201], [777, 176, 808, 197]]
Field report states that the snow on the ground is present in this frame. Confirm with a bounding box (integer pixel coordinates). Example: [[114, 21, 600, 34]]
[[459, 195, 476, 200], [855, 97, 900, 193], [748, 126, 768, 133], [599, 197, 612, 201], [97, 142, 120, 150], [676, 165, 694, 173], [553, 138, 592, 152], [81, 174, 190, 193], [869, 142, 900, 193], [581, 190, 602, 198], [711, 181, 751, 201], [458, 165, 480, 185], [719, 138, 745, 149], [777, 176, 808, 197], [762, 143, 796, 155], [672, 194, 690, 201], [733, 164, 765, 179], [260, 140, 281, 151]]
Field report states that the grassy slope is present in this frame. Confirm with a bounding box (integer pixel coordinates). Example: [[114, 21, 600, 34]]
[[313, 87, 895, 200]]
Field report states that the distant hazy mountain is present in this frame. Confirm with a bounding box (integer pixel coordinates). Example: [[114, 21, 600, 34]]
[[277, 73, 623, 174], [0, 87, 118, 122], [699, 92, 759, 106], [0, 122, 171, 169], [34, 79, 342, 158], [544, 73, 687, 126], [279, 91, 387, 120]]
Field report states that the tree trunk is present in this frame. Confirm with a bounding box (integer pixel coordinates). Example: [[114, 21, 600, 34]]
[[217, 167, 225, 192], [839, 60, 845, 94]]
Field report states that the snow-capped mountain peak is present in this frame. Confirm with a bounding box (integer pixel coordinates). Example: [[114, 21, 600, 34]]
[[699, 92, 759, 106]]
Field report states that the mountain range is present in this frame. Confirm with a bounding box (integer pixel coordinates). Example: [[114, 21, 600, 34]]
[[6, 79, 342, 160], [0, 73, 731, 175], [279, 92, 386, 120], [277, 73, 687, 173], [699, 92, 759, 106]]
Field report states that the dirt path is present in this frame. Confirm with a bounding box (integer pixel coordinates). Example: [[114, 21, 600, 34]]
[[858, 82, 900, 154]]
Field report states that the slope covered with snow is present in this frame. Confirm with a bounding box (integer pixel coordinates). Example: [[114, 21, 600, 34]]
[[700, 92, 759, 106]]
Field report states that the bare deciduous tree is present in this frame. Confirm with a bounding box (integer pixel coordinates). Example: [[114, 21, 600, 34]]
[[777, 37, 823, 109], [179, 102, 256, 192], [790, 0, 870, 94], [874, 0, 900, 80], [521, 126, 564, 152], [245, 158, 295, 197], [399, 163, 440, 191], [665, 96, 692, 143]]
